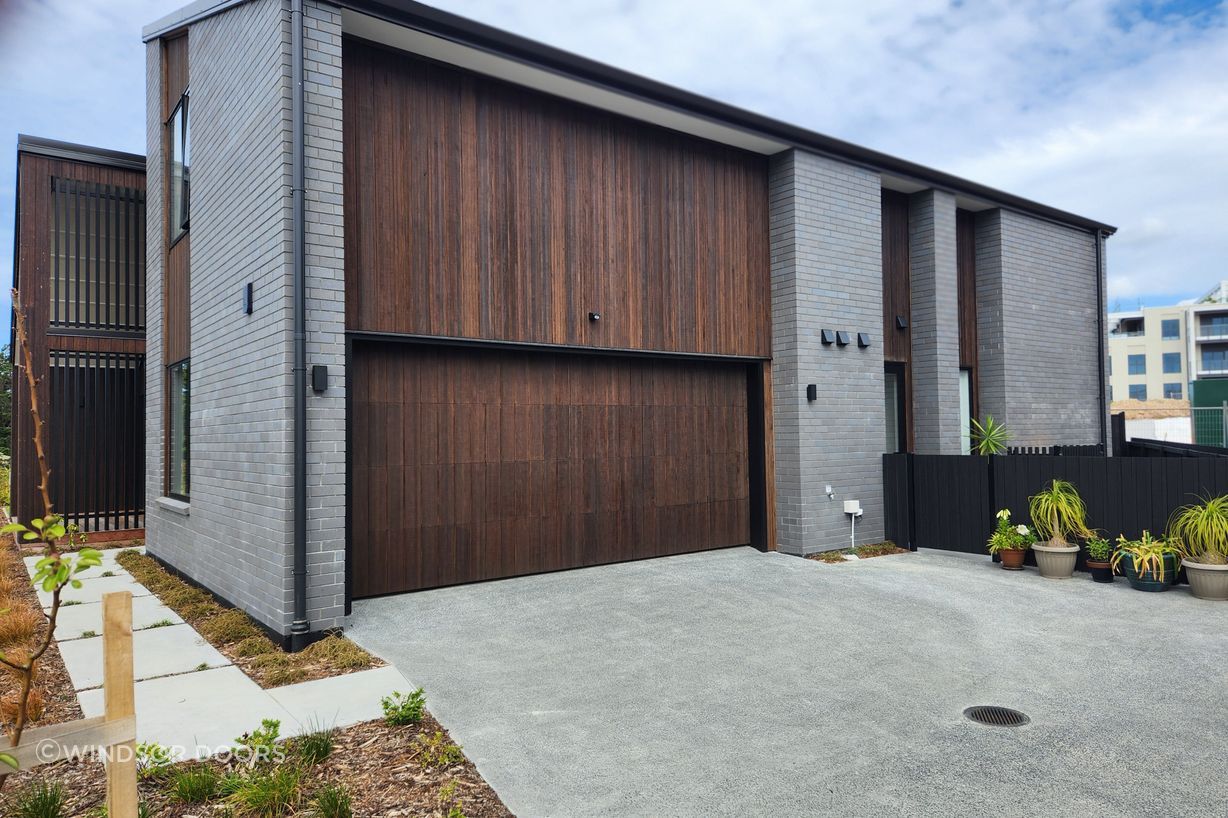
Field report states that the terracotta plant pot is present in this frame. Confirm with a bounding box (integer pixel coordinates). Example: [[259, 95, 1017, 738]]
[[999, 549, 1027, 570], [1086, 559, 1114, 583], [1182, 560, 1228, 601], [1033, 542, 1079, 579]]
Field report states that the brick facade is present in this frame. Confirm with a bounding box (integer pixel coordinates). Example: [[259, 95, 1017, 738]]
[[145, 0, 346, 637]]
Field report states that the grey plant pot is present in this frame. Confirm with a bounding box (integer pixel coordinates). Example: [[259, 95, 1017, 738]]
[[1182, 560, 1228, 601], [1032, 543, 1079, 579]]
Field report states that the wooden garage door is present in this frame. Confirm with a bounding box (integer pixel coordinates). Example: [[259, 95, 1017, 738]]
[[351, 343, 751, 597]]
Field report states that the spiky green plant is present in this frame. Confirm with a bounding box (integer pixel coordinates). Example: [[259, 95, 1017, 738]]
[[1028, 479, 1094, 547], [970, 415, 1012, 455], [1112, 531, 1181, 582], [1167, 494, 1228, 566]]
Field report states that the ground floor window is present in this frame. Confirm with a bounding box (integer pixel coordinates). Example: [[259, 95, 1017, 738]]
[[959, 369, 972, 454], [1129, 383, 1147, 401], [168, 359, 190, 498], [884, 364, 906, 453], [1163, 382, 1183, 399]]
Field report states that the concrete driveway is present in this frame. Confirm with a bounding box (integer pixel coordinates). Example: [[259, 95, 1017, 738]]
[[347, 547, 1227, 817]]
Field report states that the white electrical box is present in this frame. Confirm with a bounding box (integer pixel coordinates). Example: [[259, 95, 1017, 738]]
[[843, 499, 863, 516]]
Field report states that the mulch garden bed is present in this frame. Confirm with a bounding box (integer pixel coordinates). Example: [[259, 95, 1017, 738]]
[[806, 541, 910, 564], [3, 714, 512, 817], [114, 549, 384, 688]]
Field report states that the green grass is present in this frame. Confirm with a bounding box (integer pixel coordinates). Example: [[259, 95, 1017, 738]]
[[80, 630, 98, 639], [293, 722, 336, 765], [312, 783, 353, 818], [382, 688, 426, 726], [168, 765, 219, 803], [146, 618, 176, 628], [225, 766, 302, 817], [7, 779, 67, 818]]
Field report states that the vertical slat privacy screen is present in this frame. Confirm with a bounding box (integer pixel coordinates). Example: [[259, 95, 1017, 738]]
[[48, 351, 146, 531], [50, 178, 146, 332]]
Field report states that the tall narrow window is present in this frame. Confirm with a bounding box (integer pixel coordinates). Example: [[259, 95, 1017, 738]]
[[168, 359, 190, 498], [884, 364, 907, 453], [959, 369, 972, 455], [168, 93, 190, 243]]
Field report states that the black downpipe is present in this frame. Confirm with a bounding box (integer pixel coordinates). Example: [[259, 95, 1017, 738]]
[[1094, 229, 1108, 453], [290, 0, 309, 650]]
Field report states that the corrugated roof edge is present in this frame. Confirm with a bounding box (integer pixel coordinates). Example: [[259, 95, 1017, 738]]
[[17, 135, 146, 173], [143, 0, 1115, 234]]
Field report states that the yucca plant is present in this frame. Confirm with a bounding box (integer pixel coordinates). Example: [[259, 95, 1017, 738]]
[[1028, 479, 1094, 547], [1167, 495, 1228, 566], [970, 415, 1012, 455], [1112, 531, 1181, 583]]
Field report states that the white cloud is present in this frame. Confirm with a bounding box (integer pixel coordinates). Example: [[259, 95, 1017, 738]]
[[1, 0, 1225, 326]]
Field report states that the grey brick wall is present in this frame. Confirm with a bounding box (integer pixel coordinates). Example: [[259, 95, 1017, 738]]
[[145, 0, 347, 636], [770, 149, 885, 554], [908, 189, 962, 453], [975, 208, 1104, 446]]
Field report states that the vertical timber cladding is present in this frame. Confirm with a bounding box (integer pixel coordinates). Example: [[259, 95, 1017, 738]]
[[343, 38, 772, 594], [881, 190, 913, 451], [956, 209, 979, 420]]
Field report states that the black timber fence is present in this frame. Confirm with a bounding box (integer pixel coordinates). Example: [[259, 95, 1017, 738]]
[[884, 453, 1228, 558]]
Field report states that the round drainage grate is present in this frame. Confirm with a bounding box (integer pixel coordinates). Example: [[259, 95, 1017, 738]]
[[963, 705, 1030, 727]]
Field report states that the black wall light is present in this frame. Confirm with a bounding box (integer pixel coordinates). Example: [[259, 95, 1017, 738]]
[[806, 384, 817, 402], [895, 315, 908, 330], [244, 283, 254, 315], [858, 332, 871, 348], [311, 365, 328, 393], [821, 329, 836, 345], [589, 311, 601, 322], [836, 331, 851, 346]]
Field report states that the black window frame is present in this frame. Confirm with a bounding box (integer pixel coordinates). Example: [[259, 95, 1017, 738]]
[[167, 358, 191, 500], [167, 91, 191, 246]]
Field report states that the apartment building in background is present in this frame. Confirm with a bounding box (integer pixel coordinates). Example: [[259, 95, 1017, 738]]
[[1109, 280, 1228, 403]]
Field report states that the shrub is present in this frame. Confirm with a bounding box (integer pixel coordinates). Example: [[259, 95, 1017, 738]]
[[1112, 531, 1181, 582], [247, 654, 308, 687], [225, 765, 302, 817], [169, 765, 220, 803], [312, 783, 353, 818], [416, 730, 464, 768], [136, 741, 174, 779], [382, 688, 426, 726], [300, 634, 374, 670], [235, 718, 283, 766], [987, 509, 1034, 554], [971, 415, 1012, 455], [294, 722, 336, 765], [200, 609, 262, 645], [1084, 536, 1113, 561], [1167, 494, 1228, 566], [0, 605, 44, 646], [1029, 479, 1094, 547], [234, 635, 278, 658], [7, 779, 66, 818]]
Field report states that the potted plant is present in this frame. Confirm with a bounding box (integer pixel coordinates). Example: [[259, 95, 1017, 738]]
[[1112, 531, 1181, 592], [1167, 495, 1228, 601], [987, 509, 1033, 570], [1029, 479, 1094, 579], [1084, 536, 1114, 583], [971, 416, 1012, 455]]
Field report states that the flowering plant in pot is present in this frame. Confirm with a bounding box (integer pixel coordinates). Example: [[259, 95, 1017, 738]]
[[1167, 495, 1228, 601], [1084, 536, 1114, 583], [1112, 531, 1181, 592], [1029, 479, 1094, 579], [987, 509, 1034, 570]]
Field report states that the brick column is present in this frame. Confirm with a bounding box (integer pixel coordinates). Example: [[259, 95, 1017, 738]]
[[909, 189, 962, 453], [770, 149, 884, 554]]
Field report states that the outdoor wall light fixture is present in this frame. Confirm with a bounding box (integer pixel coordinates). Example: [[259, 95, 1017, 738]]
[[244, 282, 254, 315], [858, 332, 871, 348], [589, 311, 601, 322], [312, 365, 328, 393], [806, 384, 818, 402], [836, 331, 851, 346], [895, 315, 908, 330], [821, 329, 836, 345]]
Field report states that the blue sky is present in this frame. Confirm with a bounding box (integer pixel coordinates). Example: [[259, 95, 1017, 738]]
[[1, 0, 1226, 341]]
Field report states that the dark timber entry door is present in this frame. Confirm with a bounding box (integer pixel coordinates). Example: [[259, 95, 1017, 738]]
[[350, 342, 751, 597]]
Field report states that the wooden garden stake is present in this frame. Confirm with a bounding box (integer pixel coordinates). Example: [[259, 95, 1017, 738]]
[[103, 591, 138, 818]]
